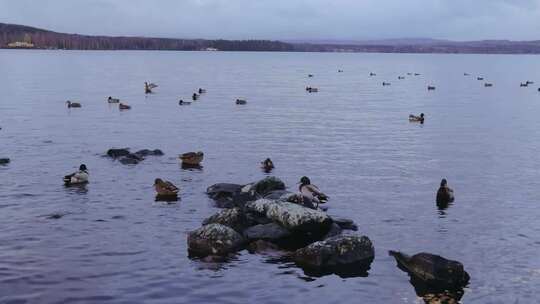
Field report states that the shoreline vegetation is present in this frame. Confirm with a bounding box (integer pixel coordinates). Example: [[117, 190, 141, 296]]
[[2, 22, 540, 54]]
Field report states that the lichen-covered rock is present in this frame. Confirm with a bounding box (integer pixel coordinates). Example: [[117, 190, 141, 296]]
[[294, 235, 374, 268], [106, 148, 130, 158], [243, 223, 291, 241], [202, 208, 251, 233], [187, 224, 245, 257], [389, 251, 470, 289], [206, 183, 256, 208], [245, 199, 332, 232]]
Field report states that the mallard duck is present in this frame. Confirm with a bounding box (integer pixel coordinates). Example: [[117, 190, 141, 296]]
[[382, 82, 391, 86], [154, 178, 179, 196], [144, 82, 152, 94], [306, 87, 319, 93], [107, 96, 120, 103], [398, 76, 405, 80], [308, 74, 314, 78], [119, 103, 131, 110], [236, 99, 247, 105], [192, 93, 199, 101], [414, 73, 421, 76], [409, 113, 425, 124], [261, 158, 274, 172], [370, 72, 377, 76], [477, 77, 484, 81], [338, 69, 344, 73], [520, 83, 528, 87], [526, 81, 534, 85], [484, 83, 493, 87], [427, 86, 436, 90], [464, 73, 470, 76], [64, 164, 89, 186], [178, 99, 192, 105], [66, 101, 81, 108], [436, 178, 455, 204], [298, 176, 328, 208], [179, 151, 204, 166], [198, 88, 207, 94]]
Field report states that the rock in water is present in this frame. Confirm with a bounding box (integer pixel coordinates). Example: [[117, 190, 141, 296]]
[[202, 208, 251, 233], [389, 251, 470, 289], [243, 223, 291, 241], [265, 201, 331, 232], [206, 183, 252, 208], [0, 158, 10, 165], [330, 216, 358, 231], [119, 156, 141, 165], [188, 224, 245, 257], [249, 176, 286, 197], [263, 190, 299, 202], [134, 149, 164, 157], [247, 240, 282, 254], [294, 235, 374, 269], [107, 148, 130, 158]]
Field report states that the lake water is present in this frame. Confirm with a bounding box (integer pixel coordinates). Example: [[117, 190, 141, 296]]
[[1, 50, 540, 303]]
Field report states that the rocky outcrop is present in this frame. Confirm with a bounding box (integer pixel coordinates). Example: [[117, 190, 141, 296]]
[[187, 224, 246, 257], [389, 251, 470, 289], [246, 176, 286, 197], [107, 148, 130, 158], [330, 216, 358, 231], [294, 235, 374, 268], [206, 177, 286, 208], [134, 149, 164, 157]]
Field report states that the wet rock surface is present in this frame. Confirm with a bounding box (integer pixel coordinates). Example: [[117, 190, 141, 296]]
[[294, 235, 374, 268], [106, 148, 163, 165], [202, 208, 251, 233], [187, 224, 246, 257], [243, 223, 291, 241]]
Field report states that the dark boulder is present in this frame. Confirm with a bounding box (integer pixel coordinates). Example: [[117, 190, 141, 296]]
[[389, 251, 470, 290], [323, 223, 343, 239], [330, 216, 358, 231], [119, 156, 141, 165], [206, 183, 256, 208], [202, 208, 251, 233], [188, 224, 246, 257], [107, 148, 130, 158], [248, 176, 286, 197], [0, 158, 10, 165], [243, 223, 291, 241], [293, 235, 374, 277]]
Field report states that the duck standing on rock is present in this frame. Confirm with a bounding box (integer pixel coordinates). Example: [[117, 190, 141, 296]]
[[154, 178, 179, 201], [64, 164, 89, 186], [261, 158, 274, 173], [298, 176, 328, 208], [66, 101, 81, 108], [436, 179, 454, 205]]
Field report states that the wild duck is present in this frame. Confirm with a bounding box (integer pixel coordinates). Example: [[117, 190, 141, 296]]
[[409, 113, 425, 124], [236, 99, 247, 105], [154, 178, 179, 198], [179, 151, 204, 166], [64, 164, 89, 186], [66, 101, 81, 108], [119, 103, 131, 110], [107, 96, 120, 103]]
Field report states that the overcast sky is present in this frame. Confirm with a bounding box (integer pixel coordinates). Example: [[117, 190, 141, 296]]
[[1, 0, 539, 41]]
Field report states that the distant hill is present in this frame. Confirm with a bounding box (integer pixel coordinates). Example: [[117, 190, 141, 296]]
[[2, 22, 540, 54]]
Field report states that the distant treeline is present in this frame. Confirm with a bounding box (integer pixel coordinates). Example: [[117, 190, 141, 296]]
[[0, 23, 293, 51], [3, 22, 540, 54]]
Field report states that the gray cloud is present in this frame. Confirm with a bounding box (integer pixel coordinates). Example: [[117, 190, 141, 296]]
[[0, 0, 539, 40]]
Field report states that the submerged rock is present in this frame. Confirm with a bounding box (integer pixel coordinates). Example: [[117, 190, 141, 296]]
[[119, 156, 141, 165], [247, 240, 283, 254], [0, 158, 10, 165], [247, 176, 286, 197], [206, 183, 244, 207], [188, 224, 246, 257], [134, 149, 164, 157], [330, 216, 358, 231], [107, 148, 130, 158], [202, 208, 251, 233], [243, 223, 291, 241], [294, 235, 374, 269], [263, 190, 299, 202], [389, 251, 470, 289]]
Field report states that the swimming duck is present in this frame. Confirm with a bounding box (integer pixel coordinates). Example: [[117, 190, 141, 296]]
[[119, 103, 131, 110], [298, 176, 328, 208], [436, 178, 455, 204], [192, 93, 199, 101], [198, 88, 207, 94], [306, 87, 319, 93], [427, 86, 436, 90], [236, 99, 247, 105], [308, 74, 314, 78], [154, 178, 179, 198], [414, 73, 421, 76], [520, 83, 528, 87], [64, 164, 89, 186], [398, 76, 405, 80], [107, 96, 120, 103], [338, 69, 344, 73], [477, 77, 484, 81], [179, 99, 191, 105], [407, 73, 412, 76], [370, 73, 377, 76], [464, 73, 470, 76], [66, 101, 81, 108], [261, 158, 274, 172], [409, 113, 425, 124], [179, 151, 204, 166], [382, 82, 391, 86], [484, 83, 493, 87], [526, 81, 534, 85]]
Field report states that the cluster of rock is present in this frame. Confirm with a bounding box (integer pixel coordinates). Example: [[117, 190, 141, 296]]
[[106, 148, 163, 165], [188, 176, 374, 276]]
